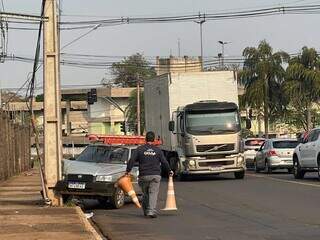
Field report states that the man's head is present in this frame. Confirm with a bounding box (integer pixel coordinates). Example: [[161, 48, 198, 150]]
[[146, 131, 155, 143]]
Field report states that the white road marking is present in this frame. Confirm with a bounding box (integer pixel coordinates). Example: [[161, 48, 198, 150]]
[[247, 173, 320, 188]]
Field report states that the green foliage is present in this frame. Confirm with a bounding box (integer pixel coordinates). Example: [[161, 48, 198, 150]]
[[125, 89, 145, 134], [284, 47, 320, 130], [240, 40, 289, 133], [108, 53, 156, 87]]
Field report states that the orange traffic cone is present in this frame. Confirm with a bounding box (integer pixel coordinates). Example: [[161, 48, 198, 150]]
[[162, 176, 177, 211], [117, 175, 141, 208]]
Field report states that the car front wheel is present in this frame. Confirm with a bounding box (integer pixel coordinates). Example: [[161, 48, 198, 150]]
[[110, 187, 125, 209]]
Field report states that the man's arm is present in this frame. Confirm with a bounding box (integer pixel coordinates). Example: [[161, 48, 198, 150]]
[[126, 149, 138, 173], [159, 149, 172, 174]]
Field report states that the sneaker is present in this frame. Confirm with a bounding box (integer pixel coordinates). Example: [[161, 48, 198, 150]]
[[147, 214, 157, 218]]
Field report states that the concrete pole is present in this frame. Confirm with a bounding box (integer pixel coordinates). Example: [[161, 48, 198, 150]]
[[43, 0, 63, 206], [137, 77, 141, 136], [66, 100, 71, 136]]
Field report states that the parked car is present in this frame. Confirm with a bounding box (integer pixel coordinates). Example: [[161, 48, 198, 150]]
[[293, 128, 320, 179], [55, 144, 140, 209], [254, 139, 299, 173], [243, 138, 265, 168]]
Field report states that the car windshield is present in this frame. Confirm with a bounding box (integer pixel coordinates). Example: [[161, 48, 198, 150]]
[[245, 139, 265, 147], [186, 110, 240, 135], [75, 145, 112, 163], [75, 145, 130, 164], [272, 141, 299, 149], [109, 147, 129, 164]]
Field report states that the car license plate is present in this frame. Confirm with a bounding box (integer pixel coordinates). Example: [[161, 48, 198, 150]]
[[68, 182, 86, 189]]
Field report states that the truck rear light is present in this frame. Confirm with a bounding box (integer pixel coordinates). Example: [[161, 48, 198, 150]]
[[267, 149, 278, 157]]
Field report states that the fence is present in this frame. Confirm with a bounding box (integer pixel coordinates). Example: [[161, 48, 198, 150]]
[[0, 111, 31, 181]]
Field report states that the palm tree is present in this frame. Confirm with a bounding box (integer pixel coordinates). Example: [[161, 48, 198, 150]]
[[284, 47, 320, 130], [240, 40, 289, 138]]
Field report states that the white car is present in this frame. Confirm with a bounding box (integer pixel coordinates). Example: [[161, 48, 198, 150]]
[[243, 138, 265, 168], [293, 128, 320, 179]]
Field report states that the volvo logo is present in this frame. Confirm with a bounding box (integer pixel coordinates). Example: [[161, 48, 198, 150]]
[[208, 144, 227, 152]]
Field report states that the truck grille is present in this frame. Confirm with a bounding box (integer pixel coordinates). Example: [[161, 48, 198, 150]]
[[67, 174, 94, 183], [198, 160, 234, 167], [196, 144, 235, 153]]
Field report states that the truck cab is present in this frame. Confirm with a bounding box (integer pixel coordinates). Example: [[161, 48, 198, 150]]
[[169, 101, 245, 179]]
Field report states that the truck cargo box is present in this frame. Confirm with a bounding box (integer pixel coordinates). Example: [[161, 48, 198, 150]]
[[144, 71, 238, 152]]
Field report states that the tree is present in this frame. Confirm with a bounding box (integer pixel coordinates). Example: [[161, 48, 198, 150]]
[[106, 53, 156, 87], [125, 89, 145, 134], [240, 40, 289, 137], [284, 47, 320, 130]]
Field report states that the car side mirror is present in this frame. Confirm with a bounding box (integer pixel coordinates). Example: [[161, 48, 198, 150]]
[[169, 121, 175, 132]]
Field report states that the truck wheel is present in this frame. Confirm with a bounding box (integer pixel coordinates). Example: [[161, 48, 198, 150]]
[[169, 157, 185, 181], [234, 171, 245, 179], [293, 157, 305, 179], [110, 187, 125, 209]]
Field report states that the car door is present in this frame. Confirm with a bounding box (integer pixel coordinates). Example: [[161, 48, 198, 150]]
[[256, 141, 266, 168], [299, 130, 313, 167], [306, 130, 320, 167]]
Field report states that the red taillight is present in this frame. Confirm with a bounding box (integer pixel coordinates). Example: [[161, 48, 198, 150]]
[[267, 149, 277, 157]]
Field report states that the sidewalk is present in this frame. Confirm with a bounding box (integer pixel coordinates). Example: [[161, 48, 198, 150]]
[[0, 168, 103, 240]]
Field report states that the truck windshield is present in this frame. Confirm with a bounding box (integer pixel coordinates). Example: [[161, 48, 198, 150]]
[[185, 111, 240, 135]]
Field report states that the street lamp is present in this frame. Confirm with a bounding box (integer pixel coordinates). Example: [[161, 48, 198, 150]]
[[195, 13, 206, 70], [218, 41, 231, 69]]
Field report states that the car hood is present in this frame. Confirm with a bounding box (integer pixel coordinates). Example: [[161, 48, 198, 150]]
[[64, 159, 127, 176]]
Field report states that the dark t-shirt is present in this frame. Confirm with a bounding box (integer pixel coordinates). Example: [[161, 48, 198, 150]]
[[126, 144, 171, 176]]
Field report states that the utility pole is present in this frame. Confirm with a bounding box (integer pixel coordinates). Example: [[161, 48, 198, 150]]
[[43, 0, 63, 206], [195, 13, 206, 71], [136, 74, 141, 136]]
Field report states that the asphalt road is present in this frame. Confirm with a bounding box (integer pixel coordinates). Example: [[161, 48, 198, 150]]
[[86, 170, 320, 240]]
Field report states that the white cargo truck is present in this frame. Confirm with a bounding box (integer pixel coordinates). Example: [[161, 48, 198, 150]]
[[144, 71, 245, 179]]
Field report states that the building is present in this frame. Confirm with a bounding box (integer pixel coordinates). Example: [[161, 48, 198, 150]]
[[155, 56, 202, 76], [4, 87, 135, 136]]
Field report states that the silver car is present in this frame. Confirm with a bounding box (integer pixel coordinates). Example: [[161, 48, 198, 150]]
[[254, 139, 299, 173], [55, 144, 140, 209]]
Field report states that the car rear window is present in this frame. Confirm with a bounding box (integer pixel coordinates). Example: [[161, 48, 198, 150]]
[[272, 141, 298, 149], [245, 139, 264, 146]]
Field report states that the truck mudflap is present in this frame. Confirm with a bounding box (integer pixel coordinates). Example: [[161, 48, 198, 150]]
[[181, 155, 246, 175]]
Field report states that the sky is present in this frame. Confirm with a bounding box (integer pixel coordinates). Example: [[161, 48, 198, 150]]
[[1, 0, 320, 91]]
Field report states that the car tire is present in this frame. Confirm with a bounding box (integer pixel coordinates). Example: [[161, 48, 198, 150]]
[[254, 159, 260, 173], [265, 160, 272, 174], [288, 168, 294, 174], [293, 157, 305, 179], [234, 171, 245, 179], [110, 187, 125, 209], [317, 157, 320, 181]]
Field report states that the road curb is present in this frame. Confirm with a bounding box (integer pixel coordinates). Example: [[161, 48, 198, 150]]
[[75, 206, 106, 240]]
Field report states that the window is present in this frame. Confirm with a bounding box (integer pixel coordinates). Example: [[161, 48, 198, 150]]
[[109, 147, 129, 164], [76, 145, 112, 163], [272, 141, 299, 149], [310, 130, 320, 142]]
